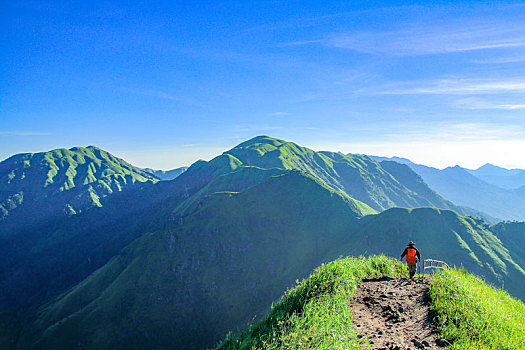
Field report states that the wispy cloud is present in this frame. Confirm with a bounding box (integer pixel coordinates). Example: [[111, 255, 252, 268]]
[[289, 20, 525, 56], [120, 87, 205, 107], [410, 122, 525, 141], [453, 97, 525, 110], [231, 125, 282, 133], [271, 112, 290, 117], [308, 119, 525, 169], [376, 78, 525, 95], [0, 131, 51, 136], [472, 56, 525, 64]]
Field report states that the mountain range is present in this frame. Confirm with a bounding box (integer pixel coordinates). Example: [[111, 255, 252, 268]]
[[370, 156, 525, 221], [468, 163, 525, 189], [143, 166, 188, 181], [1, 136, 524, 349]]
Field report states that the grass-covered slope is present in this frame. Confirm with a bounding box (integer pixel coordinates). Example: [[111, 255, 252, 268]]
[[27, 170, 371, 350], [0, 146, 158, 225], [347, 207, 525, 300], [491, 221, 525, 268], [219, 257, 525, 350], [225, 136, 465, 213], [430, 268, 525, 349], [218, 255, 407, 349], [27, 180, 525, 349]]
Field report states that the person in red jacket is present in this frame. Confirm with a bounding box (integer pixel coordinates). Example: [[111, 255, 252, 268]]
[[401, 241, 421, 278]]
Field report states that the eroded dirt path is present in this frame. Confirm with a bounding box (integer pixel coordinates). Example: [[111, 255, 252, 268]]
[[351, 277, 443, 350]]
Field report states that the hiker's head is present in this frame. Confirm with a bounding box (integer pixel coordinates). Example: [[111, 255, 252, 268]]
[[408, 241, 415, 246]]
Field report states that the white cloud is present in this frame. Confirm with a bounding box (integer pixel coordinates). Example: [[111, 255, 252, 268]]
[[472, 56, 525, 64], [386, 121, 525, 142], [0, 131, 51, 136], [326, 21, 525, 56], [271, 112, 290, 117], [119, 87, 205, 107], [453, 98, 525, 110], [377, 78, 525, 95], [231, 125, 283, 133]]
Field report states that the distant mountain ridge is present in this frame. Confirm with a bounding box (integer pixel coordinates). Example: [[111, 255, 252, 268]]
[[370, 156, 525, 221], [143, 166, 188, 180], [467, 163, 525, 189]]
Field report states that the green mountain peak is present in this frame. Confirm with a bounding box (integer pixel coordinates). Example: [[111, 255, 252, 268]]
[[0, 146, 158, 224]]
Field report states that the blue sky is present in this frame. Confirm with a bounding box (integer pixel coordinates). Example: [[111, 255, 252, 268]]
[[2, 1, 525, 169]]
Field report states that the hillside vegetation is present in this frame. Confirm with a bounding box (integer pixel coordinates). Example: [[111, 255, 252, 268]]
[[218, 256, 407, 349], [219, 257, 525, 350], [430, 268, 525, 349], [491, 221, 525, 277]]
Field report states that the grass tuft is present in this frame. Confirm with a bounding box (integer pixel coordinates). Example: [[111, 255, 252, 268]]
[[429, 267, 525, 349]]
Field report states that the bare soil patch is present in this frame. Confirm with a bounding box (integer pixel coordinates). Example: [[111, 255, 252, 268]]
[[351, 276, 445, 350]]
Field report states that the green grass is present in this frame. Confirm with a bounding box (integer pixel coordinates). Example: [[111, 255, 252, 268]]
[[218, 255, 407, 349], [429, 268, 525, 349], [218, 257, 525, 350]]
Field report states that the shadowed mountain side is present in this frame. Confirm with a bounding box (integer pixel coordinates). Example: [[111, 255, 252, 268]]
[[348, 207, 525, 300], [0, 150, 268, 346], [516, 185, 525, 196], [27, 171, 368, 350], [25, 181, 525, 349]]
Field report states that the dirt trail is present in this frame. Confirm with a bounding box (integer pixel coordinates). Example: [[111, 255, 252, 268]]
[[351, 276, 445, 350]]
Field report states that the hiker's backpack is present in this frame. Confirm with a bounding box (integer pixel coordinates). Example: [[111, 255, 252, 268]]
[[406, 248, 417, 264]]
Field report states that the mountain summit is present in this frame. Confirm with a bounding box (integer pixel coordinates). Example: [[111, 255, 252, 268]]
[[0, 145, 158, 225], [224, 136, 466, 214]]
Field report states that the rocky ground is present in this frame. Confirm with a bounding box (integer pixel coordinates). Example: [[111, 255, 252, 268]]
[[351, 276, 451, 350]]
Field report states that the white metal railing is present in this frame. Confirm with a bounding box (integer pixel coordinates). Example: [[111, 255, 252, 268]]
[[422, 259, 450, 275]]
